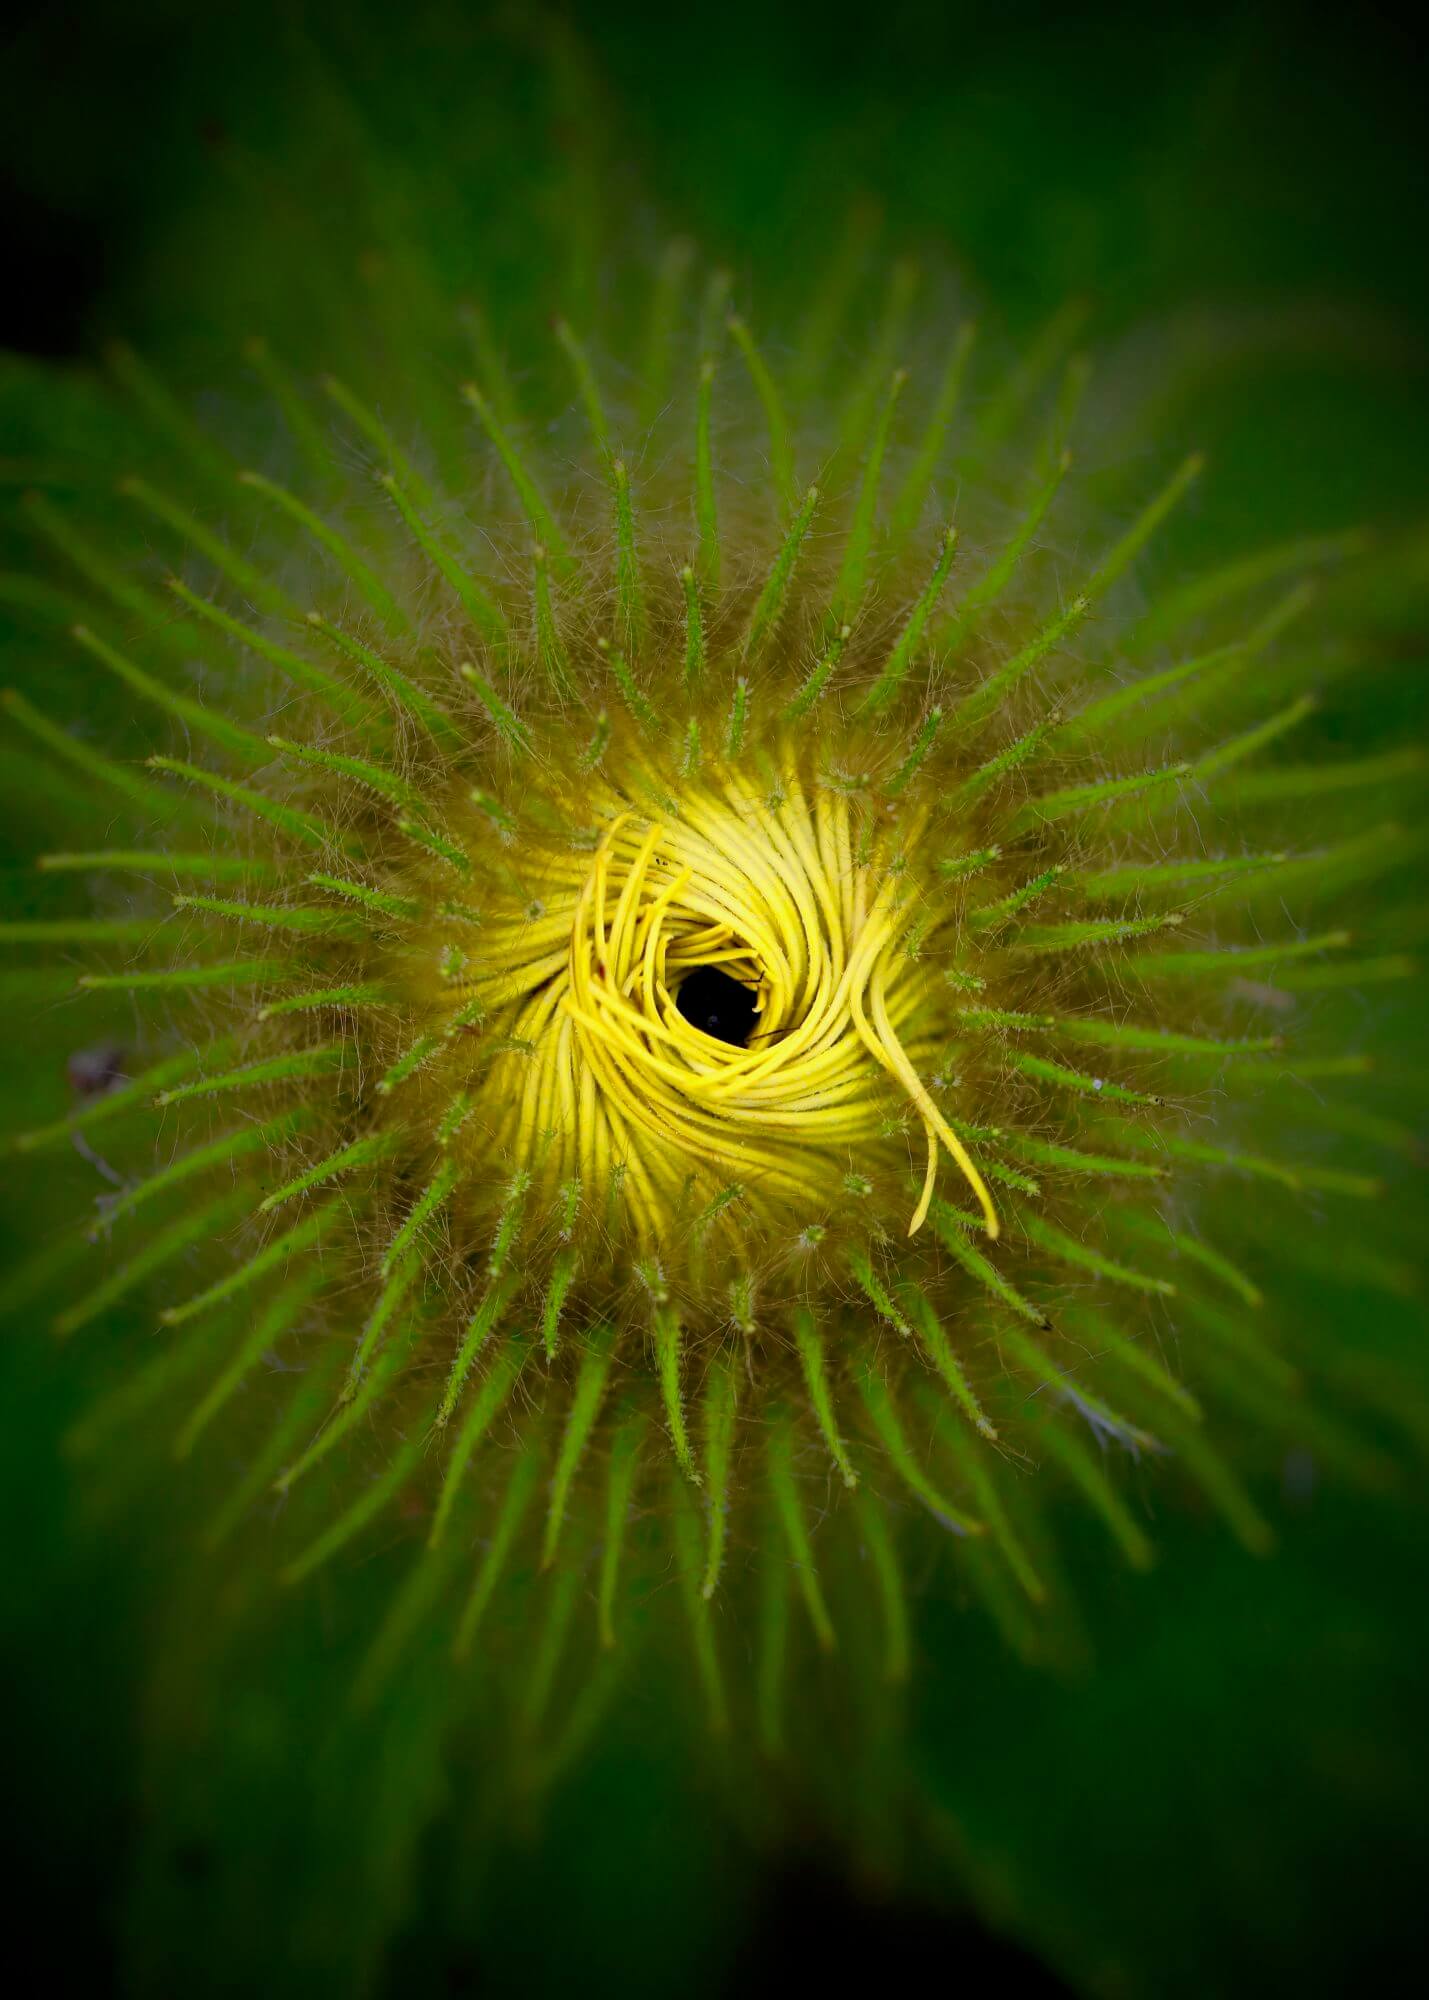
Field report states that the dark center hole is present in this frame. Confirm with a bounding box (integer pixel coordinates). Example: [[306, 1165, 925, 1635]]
[[675, 965, 759, 1047]]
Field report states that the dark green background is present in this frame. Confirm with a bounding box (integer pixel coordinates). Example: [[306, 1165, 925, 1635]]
[[2, 2, 1426, 1993]]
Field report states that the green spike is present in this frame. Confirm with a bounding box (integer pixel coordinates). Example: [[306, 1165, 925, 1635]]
[[23, 490, 171, 631], [679, 566, 706, 692], [105, 340, 232, 485], [53, 1188, 251, 1337], [164, 580, 362, 720], [154, 1044, 340, 1110], [788, 197, 880, 405], [1085, 453, 1203, 602], [883, 707, 944, 799], [793, 1306, 858, 1488], [174, 1265, 327, 1460], [171, 891, 351, 935], [939, 450, 1071, 652], [833, 371, 905, 620], [935, 845, 1001, 883], [1020, 1212, 1175, 1296], [397, 818, 471, 874], [1050, 1015, 1280, 1058], [1117, 1214, 1261, 1308], [1039, 351, 1092, 472], [782, 621, 851, 723], [160, 1197, 340, 1327], [540, 1245, 579, 1361], [672, 1475, 730, 1734], [436, 1269, 521, 1427], [961, 298, 1089, 468], [305, 612, 458, 743], [456, 300, 520, 432], [1010, 1051, 1163, 1109], [640, 237, 694, 429], [0, 916, 157, 946], [997, 1132, 1164, 1181], [722, 678, 749, 761], [598, 640, 657, 732], [952, 705, 1059, 804], [1158, 1407, 1275, 1554], [461, 380, 574, 577], [519, 1567, 583, 1738], [889, 320, 977, 547], [428, 1336, 527, 1549], [11, 1040, 235, 1155], [597, 1411, 646, 1649], [838, 259, 918, 450], [727, 315, 796, 514], [63, 1308, 225, 1459], [238, 469, 408, 630], [381, 1158, 462, 1277], [756, 1526, 792, 1754], [607, 456, 646, 659], [532, 546, 577, 700], [204, 1371, 335, 1548], [897, 1281, 998, 1440], [700, 1356, 738, 1599], [1193, 693, 1318, 783], [653, 1302, 698, 1481], [458, 661, 533, 754], [486, 1169, 531, 1281], [37, 847, 269, 882], [968, 864, 1064, 929], [379, 472, 509, 652], [1037, 1417, 1154, 1569], [1277, 953, 1413, 991], [71, 623, 267, 763], [1079, 852, 1289, 898], [744, 482, 820, 662], [0, 573, 86, 625], [554, 318, 610, 455], [257, 1132, 396, 1214], [855, 524, 958, 717], [1000, 1326, 1159, 1458], [307, 872, 420, 921], [282, 1438, 422, 1588], [926, 1200, 1048, 1326], [266, 732, 423, 815], [1132, 928, 1350, 981], [766, 1415, 836, 1648], [1128, 527, 1366, 652], [340, 1252, 426, 1407], [846, 1246, 912, 1337], [694, 361, 720, 586], [322, 373, 436, 511], [543, 1321, 617, 1565], [853, 1484, 911, 1681], [149, 754, 331, 851], [110, 1113, 297, 1225], [931, 1404, 1045, 1598], [3, 689, 180, 818], [1014, 761, 1191, 831], [1018, 911, 1185, 953], [79, 958, 296, 995], [242, 335, 334, 489], [119, 476, 289, 617], [451, 1449, 542, 1660], [258, 983, 389, 1020], [579, 709, 611, 769], [857, 1365, 982, 1536]]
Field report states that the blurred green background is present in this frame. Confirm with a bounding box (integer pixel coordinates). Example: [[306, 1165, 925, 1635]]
[[2, 1, 1425, 1992]]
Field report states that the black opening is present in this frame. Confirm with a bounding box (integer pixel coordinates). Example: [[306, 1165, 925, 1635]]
[[675, 966, 759, 1047]]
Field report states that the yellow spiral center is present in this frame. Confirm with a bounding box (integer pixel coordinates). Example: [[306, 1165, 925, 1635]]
[[445, 743, 999, 1247]]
